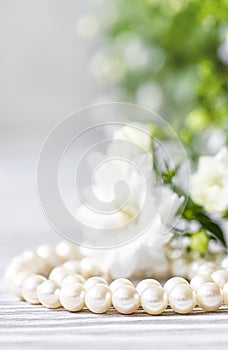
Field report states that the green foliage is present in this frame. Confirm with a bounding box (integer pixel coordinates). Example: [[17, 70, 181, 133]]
[[103, 0, 228, 254], [183, 199, 227, 247], [153, 151, 227, 249], [106, 0, 228, 145], [190, 230, 210, 255]]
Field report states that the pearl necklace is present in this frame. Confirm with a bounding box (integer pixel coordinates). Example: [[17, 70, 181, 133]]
[[4, 241, 228, 315]]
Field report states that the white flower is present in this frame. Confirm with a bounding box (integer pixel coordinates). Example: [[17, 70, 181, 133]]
[[113, 122, 152, 153], [191, 147, 228, 214], [81, 216, 171, 280], [77, 182, 183, 279], [76, 153, 152, 233], [76, 146, 184, 279]]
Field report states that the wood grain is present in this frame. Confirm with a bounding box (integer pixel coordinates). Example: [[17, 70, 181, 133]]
[[1, 288, 228, 349], [1, 234, 228, 349]]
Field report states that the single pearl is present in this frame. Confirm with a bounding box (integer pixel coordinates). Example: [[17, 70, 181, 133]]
[[36, 245, 64, 269], [20, 251, 48, 276], [60, 282, 86, 312], [84, 276, 108, 291], [37, 280, 61, 308], [112, 285, 140, 314], [188, 260, 204, 280], [211, 269, 228, 288], [20, 251, 40, 266], [4, 264, 27, 292], [197, 282, 222, 311], [221, 256, 228, 270], [85, 283, 111, 313], [169, 284, 196, 314], [6, 255, 29, 272], [63, 260, 81, 274], [164, 277, 188, 294], [56, 241, 82, 261], [110, 278, 133, 293], [171, 259, 189, 278], [80, 257, 100, 278], [10, 270, 32, 299], [49, 266, 71, 286], [223, 282, 228, 306], [22, 274, 47, 304], [197, 262, 218, 276], [61, 274, 85, 287], [141, 286, 168, 315], [190, 274, 213, 291], [136, 279, 161, 295]]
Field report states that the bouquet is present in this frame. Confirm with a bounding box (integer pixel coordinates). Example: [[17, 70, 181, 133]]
[[75, 120, 228, 280], [74, 0, 228, 281]]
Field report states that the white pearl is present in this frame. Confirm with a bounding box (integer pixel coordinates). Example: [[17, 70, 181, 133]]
[[197, 282, 222, 311], [221, 256, 228, 270], [60, 282, 86, 312], [187, 260, 204, 279], [63, 260, 81, 274], [37, 245, 64, 269], [190, 274, 213, 291], [141, 286, 168, 315], [197, 262, 218, 276], [85, 283, 111, 314], [10, 270, 32, 299], [223, 282, 228, 306], [80, 257, 100, 278], [211, 269, 228, 288], [109, 278, 133, 293], [84, 277, 108, 291], [56, 241, 82, 261], [169, 284, 196, 314], [6, 255, 29, 273], [4, 263, 28, 293], [112, 285, 140, 314], [49, 266, 71, 286], [61, 274, 85, 287], [164, 277, 188, 294], [136, 279, 161, 295], [37, 280, 61, 308], [22, 274, 47, 304], [171, 259, 189, 278], [20, 251, 41, 267], [20, 251, 49, 276]]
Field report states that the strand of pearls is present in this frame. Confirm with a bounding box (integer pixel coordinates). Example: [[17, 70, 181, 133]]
[[4, 242, 228, 315]]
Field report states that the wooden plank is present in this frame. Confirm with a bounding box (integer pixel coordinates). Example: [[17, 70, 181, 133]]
[[1, 289, 228, 349]]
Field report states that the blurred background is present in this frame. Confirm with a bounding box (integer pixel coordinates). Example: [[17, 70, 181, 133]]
[[1, 0, 227, 275], [0, 0, 103, 274]]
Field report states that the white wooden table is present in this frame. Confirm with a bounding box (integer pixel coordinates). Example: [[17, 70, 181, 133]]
[[1, 234, 228, 350], [1, 288, 228, 350]]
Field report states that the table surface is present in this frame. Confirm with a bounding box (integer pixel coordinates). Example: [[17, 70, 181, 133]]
[[1, 233, 228, 350], [1, 288, 228, 350], [1, 228, 228, 349]]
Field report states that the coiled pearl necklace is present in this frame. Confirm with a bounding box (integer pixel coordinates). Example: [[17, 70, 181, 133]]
[[4, 241, 228, 315]]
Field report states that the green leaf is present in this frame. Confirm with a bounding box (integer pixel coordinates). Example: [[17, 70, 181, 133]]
[[222, 210, 228, 219], [195, 212, 227, 248]]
